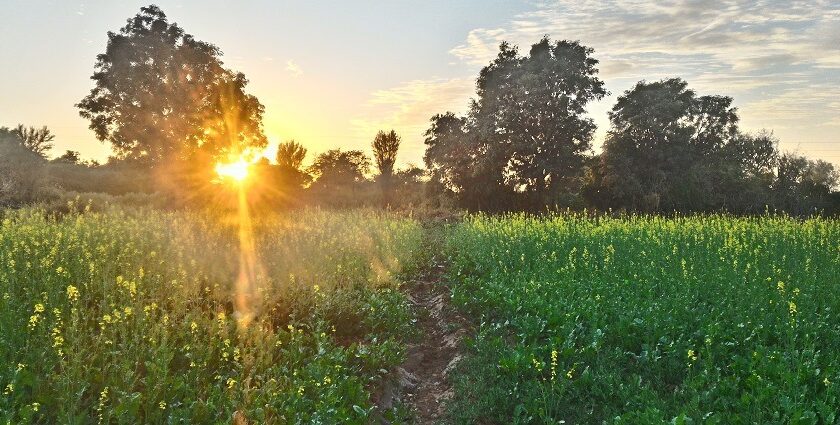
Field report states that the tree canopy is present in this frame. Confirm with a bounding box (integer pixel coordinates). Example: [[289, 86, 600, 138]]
[[372, 130, 401, 204], [372, 130, 400, 179], [308, 149, 371, 191], [587, 78, 746, 211], [76, 5, 267, 166], [273, 140, 311, 190], [425, 37, 606, 210]]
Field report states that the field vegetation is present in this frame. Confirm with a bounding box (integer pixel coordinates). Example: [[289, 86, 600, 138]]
[[0, 205, 422, 423], [445, 213, 840, 423]]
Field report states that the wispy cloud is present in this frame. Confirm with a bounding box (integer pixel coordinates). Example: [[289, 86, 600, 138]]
[[285, 60, 303, 77], [351, 78, 474, 164], [360, 0, 840, 164]]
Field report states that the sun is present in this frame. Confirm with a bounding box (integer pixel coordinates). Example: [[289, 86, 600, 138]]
[[215, 159, 251, 182]]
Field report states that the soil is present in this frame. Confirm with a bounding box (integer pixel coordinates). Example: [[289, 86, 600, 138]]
[[373, 229, 468, 424]]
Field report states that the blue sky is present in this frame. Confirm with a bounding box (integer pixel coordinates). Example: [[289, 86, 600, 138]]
[[1, 0, 838, 166]]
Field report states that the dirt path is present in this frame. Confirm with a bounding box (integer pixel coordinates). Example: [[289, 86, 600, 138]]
[[374, 227, 468, 424]]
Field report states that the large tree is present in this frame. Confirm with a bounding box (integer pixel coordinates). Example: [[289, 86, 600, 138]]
[[372, 130, 400, 204], [77, 5, 266, 166], [424, 37, 606, 210], [588, 78, 756, 212]]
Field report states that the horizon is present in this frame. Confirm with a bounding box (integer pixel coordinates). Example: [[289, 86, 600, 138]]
[[1, 0, 838, 167]]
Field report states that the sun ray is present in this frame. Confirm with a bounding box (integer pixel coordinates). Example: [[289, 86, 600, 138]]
[[215, 159, 251, 182]]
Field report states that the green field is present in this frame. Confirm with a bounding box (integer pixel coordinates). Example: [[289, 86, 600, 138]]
[[2, 208, 840, 423], [0, 206, 422, 423], [445, 214, 840, 423]]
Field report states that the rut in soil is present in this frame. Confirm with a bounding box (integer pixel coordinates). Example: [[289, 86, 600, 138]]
[[375, 227, 468, 424]]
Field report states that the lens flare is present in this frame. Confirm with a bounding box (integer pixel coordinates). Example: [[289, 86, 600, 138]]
[[215, 159, 251, 182]]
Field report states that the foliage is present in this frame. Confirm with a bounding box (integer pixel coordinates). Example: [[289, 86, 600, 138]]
[[774, 153, 840, 214], [54, 150, 82, 164], [372, 130, 401, 204], [372, 130, 400, 179], [445, 213, 840, 423], [0, 130, 47, 207], [275, 140, 307, 171], [76, 5, 267, 166], [0, 207, 423, 423], [10, 125, 54, 158], [273, 140, 312, 191], [308, 149, 371, 191], [425, 37, 607, 211], [581, 78, 839, 215]]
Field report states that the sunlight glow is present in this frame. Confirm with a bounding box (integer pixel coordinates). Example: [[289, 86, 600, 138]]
[[215, 159, 251, 182]]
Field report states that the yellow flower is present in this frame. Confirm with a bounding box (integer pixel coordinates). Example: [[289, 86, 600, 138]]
[[66, 285, 79, 302], [687, 349, 698, 362], [825, 377, 831, 386], [190, 321, 198, 332], [34, 303, 45, 313], [531, 356, 543, 372], [226, 378, 236, 389], [788, 301, 797, 316], [159, 401, 167, 410], [31, 402, 40, 412]]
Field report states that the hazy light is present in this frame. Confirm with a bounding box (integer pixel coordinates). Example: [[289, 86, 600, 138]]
[[215, 159, 251, 182]]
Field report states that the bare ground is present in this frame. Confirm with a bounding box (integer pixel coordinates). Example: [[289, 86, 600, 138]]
[[373, 234, 468, 424]]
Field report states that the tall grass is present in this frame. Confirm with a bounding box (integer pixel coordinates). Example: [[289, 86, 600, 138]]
[[446, 213, 840, 423], [0, 205, 422, 423]]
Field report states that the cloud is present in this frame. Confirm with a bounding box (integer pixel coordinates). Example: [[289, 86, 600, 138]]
[[357, 0, 840, 165], [444, 0, 840, 163], [285, 60, 303, 77], [351, 78, 474, 164]]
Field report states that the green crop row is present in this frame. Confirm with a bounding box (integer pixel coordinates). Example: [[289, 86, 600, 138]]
[[445, 213, 840, 424]]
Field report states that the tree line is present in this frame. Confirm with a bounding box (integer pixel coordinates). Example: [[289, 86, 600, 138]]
[[2, 5, 837, 214]]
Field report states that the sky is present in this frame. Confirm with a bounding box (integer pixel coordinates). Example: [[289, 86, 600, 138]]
[[1, 0, 838, 167]]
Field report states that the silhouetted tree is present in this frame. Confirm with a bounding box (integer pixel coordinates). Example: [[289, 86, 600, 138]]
[[308, 149, 370, 191], [392, 165, 427, 208], [424, 112, 496, 209], [55, 150, 82, 164], [274, 140, 311, 190], [424, 37, 606, 210], [76, 5, 266, 166], [0, 128, 47, 205], [276, 140, 307, 170], [774, 153, 839, 214], [372, 130, 400, 205], [11, 125, 54, 158]]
